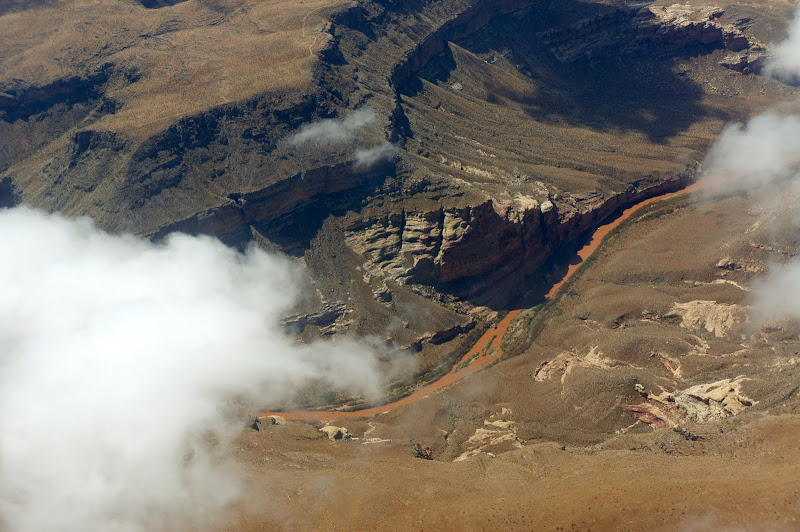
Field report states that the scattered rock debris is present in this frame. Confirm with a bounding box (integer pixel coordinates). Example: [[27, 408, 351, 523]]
[[623, 377, 758, 427], [251, 415, 287, 431], [411, 440, 434, 460]]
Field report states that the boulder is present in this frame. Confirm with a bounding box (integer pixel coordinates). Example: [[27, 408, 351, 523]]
[[320, 425, 351, 441]]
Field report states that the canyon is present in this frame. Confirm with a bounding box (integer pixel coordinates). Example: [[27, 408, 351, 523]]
[[3, 0, 793, 377], [2, 0, 800, 529]]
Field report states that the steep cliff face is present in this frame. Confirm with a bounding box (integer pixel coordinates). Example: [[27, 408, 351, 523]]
[[0, 67, 115, 175], [127, 0, 732, 294], [536, 4, 755, 63], [345, 169, 696, 290], [389, 0, 541, 90], [0, 177, 17, 208], [0, 0, 792, 325], [346, 193, 554, 285], [0, 0, 355, 230], [149, 158, 397, 253]]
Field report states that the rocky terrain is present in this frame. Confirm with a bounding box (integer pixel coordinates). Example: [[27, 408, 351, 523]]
[[228, 180, 800, 531], [3, 0, 800, 529], [3, 0, 797, 390]]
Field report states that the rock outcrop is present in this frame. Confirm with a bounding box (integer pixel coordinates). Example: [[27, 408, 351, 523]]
[[407, 319, 477, 353], [0, 0, 782, 338], [454, 409, 523, 461], [283, 302, 351, 334], [345, 172, 696, 289], [534, 347, 617, 384], [669, 300, 749, 339], [320, 425, 352, 441], [537, 3, 756, 64], [251, 415, 288, 431], [624, 378, 757, 426]]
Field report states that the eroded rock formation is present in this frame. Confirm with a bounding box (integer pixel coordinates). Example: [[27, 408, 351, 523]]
[[0, 0, 786, 349]]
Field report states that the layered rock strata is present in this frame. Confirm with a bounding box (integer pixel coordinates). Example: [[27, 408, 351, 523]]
[[0, 0, 781, 311]]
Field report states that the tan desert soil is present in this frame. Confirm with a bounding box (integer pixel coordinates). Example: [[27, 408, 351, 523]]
[[230, 180, 800, 531], [3, 1, 800, 529], [0, 0, 346, 137], [227, 414, 800, 531]]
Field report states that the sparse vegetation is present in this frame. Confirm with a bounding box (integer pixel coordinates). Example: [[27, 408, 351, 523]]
[[386, 323, 490, 401], [482, 336, 497, 356]]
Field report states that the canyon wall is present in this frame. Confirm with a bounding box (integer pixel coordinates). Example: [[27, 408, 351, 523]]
[[0, 0, 771, 305], [345, 169, 696, 290]]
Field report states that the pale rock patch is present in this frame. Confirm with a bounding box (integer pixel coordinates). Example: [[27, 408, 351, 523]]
[[320, 425, 352, 441], [454, 409, 523, 462], [534, 346, 618, 384], [669, 300, 749, 338], [623, 377, 757, 427]]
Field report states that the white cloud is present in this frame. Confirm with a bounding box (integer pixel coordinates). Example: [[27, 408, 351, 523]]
[[751, 261, 800, 320], [700, 10, 800, 329], [701, 111, 800, 190], [354, 142, 398, 170], [701, 4, 800, 192], [0, 207, 387, 532], [288, 108, 376, 146], [765, 5, 800, 82]]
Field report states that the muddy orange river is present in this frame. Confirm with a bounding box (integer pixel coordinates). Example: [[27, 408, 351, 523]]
[[261, 180, 706, 422]]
